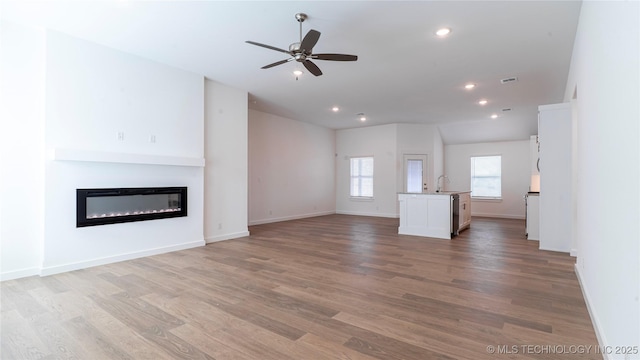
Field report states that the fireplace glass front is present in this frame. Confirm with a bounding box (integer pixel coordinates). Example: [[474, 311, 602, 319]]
[[76, 187, 187, 227]]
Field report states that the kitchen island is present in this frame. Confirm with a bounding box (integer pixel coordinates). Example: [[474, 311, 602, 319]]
[[398, 191, 471, 239]]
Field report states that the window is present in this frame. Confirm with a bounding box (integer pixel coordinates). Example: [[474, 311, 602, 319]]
[[405, 158, 424, 193], [350, 157, 374, 198], [470, 155, 501, 198]]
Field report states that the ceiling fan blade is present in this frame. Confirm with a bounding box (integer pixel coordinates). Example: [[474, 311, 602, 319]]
[[245, 41, 290, 54], [261, 59, 292, 69], [312, 53, 358, 61], [303, 60, 323, 76], [300, 30, 320, 52]]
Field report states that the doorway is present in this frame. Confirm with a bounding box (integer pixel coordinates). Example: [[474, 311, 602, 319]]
[[403, 154, 428, 193]]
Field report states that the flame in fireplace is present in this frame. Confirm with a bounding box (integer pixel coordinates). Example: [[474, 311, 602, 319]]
[[87, 208, 182, 219]]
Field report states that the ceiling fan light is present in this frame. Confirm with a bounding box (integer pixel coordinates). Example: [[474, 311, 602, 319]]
[[464, 83, 476, 90], [436, 28, 451, 37], [478, 99, 488, 105], [293, 70, 303, 76]]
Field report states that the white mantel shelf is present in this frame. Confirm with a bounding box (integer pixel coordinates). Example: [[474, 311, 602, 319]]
[[52, 148, 205, 167]]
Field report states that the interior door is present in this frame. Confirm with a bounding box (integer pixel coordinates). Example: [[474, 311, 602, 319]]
[[403, 154, 428, 193]]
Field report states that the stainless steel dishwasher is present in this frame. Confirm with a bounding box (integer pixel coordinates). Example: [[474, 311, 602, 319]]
[[451, 194, 460, 236]]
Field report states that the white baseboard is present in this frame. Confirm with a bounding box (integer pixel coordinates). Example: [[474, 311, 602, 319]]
[[205, 230, 250, 243], [335, 210, 398, 218], [471, 212, 525, 220], [539, 245, 571, 254], [575, 264, 609, 360], [0, 267, 41, 282], [39, 239, 205, 277], [248, 211, 336, 226]]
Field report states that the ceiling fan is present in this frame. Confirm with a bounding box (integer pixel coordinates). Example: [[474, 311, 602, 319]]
[[245, 13, 358, 76]]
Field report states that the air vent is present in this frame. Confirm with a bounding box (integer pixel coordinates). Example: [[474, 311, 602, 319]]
[[502, 108, 512, 112], [500, 77, 518, 84]]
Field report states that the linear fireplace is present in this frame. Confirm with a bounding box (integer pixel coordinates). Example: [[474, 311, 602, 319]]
[[76, 187, 187, 227]]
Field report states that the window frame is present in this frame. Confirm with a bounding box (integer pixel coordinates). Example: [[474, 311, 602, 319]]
[[470, 155, 502, 200], [349, 156, 374, 199]]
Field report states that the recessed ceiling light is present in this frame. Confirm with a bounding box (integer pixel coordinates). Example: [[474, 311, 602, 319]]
[[464, 83, 476, 90], [478, 99, 488, 106], [332, 106, 340, 112], [490, 114, 498, 119], [436, 28, 451, 37]]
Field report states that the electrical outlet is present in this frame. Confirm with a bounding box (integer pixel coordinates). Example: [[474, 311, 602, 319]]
[[217, 223, 222, 230], [149, 135, 156, 143], [117, 132, 125, 141]]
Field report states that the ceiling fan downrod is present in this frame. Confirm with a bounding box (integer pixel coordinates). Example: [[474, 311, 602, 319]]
[[295, 13, 308, 44]]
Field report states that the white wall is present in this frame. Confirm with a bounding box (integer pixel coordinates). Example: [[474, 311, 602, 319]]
[[336, 124, 398, 217], [564, 2, 639, 357], [41, 30, 205, 275], [335, 123, 444, 218], [396, 123, 440, 193], [248, 110, 335, 225], [444, 140, 530, 219], [0, 27, 208, 278], [0, 21, 46, 280], [433, 128, 444, 189], [204, 81, 249, 240]]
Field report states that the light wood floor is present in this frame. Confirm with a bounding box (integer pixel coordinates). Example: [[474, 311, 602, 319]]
[[1, 215, 600, 359]]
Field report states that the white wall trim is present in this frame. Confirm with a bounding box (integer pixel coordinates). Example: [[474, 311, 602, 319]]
[[335, 210, 399, 218], [471, 212, 525, 220], [570, 248, 578, 257], [39, 239, 205, 277], [205, 231, 250, 243], [249, 211, 335, 226], [52, 148, 205, 167], [0, 267, 41, 282], [575, 264, 608, 360]]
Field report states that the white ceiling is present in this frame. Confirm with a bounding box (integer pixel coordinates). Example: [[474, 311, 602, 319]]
[[2, 0, 582, 145]]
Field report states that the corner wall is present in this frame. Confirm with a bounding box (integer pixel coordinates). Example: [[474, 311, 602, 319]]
[[444, 140, 530, 219], [336, 124, 398, 217], [564, 1, 639, 357], [0, 21, 46, 280], [335, 123, 444, 218], [248, 110, 335, 225], [204, 81, 249, 240]]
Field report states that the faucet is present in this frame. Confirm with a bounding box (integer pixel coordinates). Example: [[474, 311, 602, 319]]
[[436, 175, 450, 192]]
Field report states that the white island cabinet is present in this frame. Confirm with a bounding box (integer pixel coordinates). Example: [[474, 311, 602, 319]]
[[398, 193, 453, 239]]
